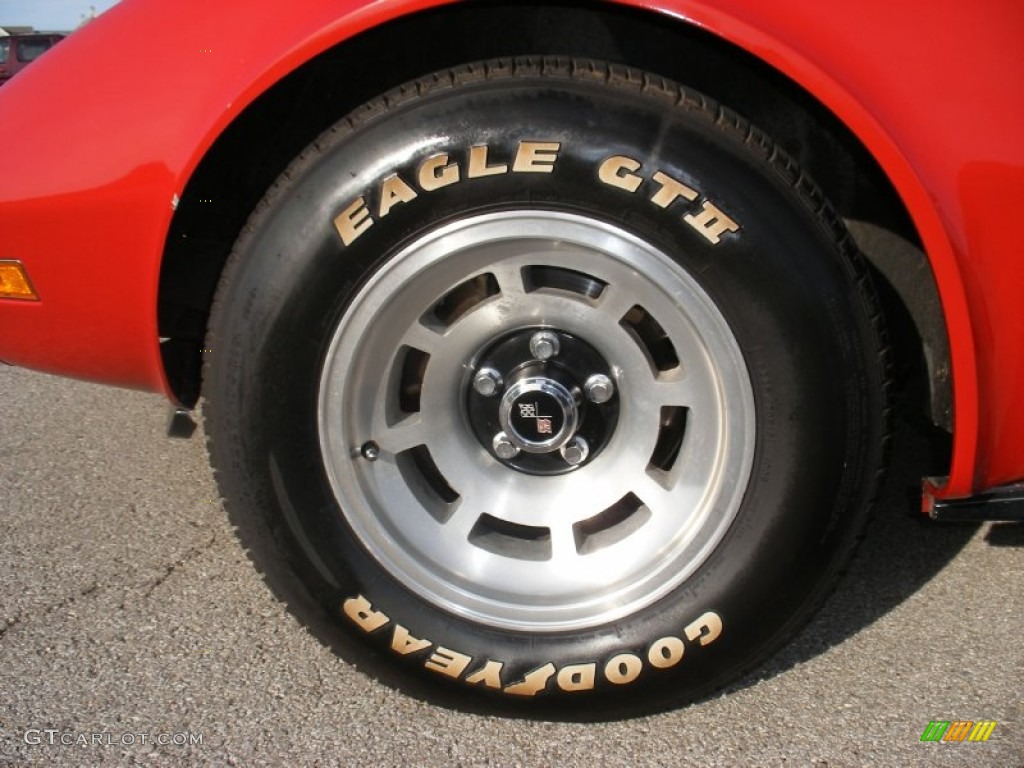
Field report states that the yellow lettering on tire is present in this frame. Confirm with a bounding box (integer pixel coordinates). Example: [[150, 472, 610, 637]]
[[512, 141, 561, 173], [556, 663, 597, 692], [650, 171, 698, 208], [683, 201, 740, 244], [378, 174, 419, 218], [467, 145, 508, 178], [418, 153, 461, 191], [597, 155, 643, 192], [335, 146, 740, 252], [334, 197, 373, 246], [464, 660, 505, 689], [604, 653, 643, 685], [341, 597, 725, 694], [504, 663, 556, 696], [647, 636, 685, 669], [342, 595, 389, 633], [390, 624, 431, 655], [684, 611, 724, 646], [425, 647, 473, 678]]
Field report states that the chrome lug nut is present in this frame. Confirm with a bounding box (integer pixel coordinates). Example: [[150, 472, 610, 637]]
[[492, 432, 520, 460], [473, 368, 503, 397], [584, 373, 615, 404], [560, 436, 589, 467], [529, 331, 560, 361]]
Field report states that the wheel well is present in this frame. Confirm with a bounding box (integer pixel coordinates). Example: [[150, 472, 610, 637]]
[[159, 1, 943, 459]]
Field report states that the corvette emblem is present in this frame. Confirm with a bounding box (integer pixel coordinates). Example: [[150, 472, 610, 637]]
[[517, 402, 553, 436], [518, 402, 539, 418]]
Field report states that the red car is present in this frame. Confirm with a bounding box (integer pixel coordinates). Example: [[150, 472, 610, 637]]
[[0, 0, 1021, 714], [0, 33, 63, 85]]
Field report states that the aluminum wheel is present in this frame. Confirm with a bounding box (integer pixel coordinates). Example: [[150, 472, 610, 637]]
[[318, 211, 755, 631]]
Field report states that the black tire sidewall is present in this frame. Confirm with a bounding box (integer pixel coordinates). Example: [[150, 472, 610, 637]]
[[206, 67, 885, 713]]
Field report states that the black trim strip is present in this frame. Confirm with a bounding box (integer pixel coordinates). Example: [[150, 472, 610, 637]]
[[930, 484, 1024, 522]]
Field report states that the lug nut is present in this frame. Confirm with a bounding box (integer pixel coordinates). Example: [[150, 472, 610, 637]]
[[560, 436, 589, 466], [492, 432, 520, 460], [473, 368, 503, 397], [529, 331, 560, 361], [584, 374, 615, 404]]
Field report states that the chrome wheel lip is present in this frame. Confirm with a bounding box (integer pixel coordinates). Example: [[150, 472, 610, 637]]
[[318, 210, 755, 632]]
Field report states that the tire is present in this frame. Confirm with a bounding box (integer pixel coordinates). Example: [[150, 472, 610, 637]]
[[204, 58, 889, 716]]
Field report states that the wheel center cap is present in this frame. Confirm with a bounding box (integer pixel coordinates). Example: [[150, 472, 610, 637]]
[[499, 377, 577, 453]]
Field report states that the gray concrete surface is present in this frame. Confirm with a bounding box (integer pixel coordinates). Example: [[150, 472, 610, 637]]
[[0, 365, 1021, 767]]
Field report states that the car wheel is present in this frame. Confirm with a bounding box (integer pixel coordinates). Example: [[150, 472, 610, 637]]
[[204, 58, 888, 715]]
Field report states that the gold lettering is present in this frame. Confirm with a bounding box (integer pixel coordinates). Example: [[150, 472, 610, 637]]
[[418, 153, 461, 191], [604, 653, 643, 685], [342, 595, 389, 633], [512, 141, 561, 173], [334, 197, 373, 246], [684, 611, 723, 646], [647, 636, 685, 669], [650, 171, 698, 208], [378, 174, 418, 218], [556, 663, 596, 692], [504, 663, 556, 696], [683, 201, 740, 244], [425, 646, 473, 678], [598, 155, 643, 192], [390, 624, 431, 655], [467, 145, 508, 178], [464, 660, 504, 689]]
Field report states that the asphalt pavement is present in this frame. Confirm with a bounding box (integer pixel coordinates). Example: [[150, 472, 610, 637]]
[[1, 365, 1021, 766]]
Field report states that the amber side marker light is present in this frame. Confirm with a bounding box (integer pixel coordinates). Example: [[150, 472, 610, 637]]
[[0, 260, 39, 300]]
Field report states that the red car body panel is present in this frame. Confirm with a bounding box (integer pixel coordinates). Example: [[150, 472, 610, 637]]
[[0, 0, 1021, 500]]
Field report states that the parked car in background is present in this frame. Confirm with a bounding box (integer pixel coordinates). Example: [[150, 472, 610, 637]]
[[0, 33, 63, 85], [0, 0, 1021, 717]]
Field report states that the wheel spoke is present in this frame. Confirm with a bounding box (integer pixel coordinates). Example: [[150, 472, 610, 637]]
[[632, 473, 683, 517], [435, 496, 479, 538], [550, 522, 581, 562], [491, 263, 527, 299], [376, 415, 427, 455], [593, 284, 637, 325], [401, 320, 444, 354], [650, 375, 702, 409]]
